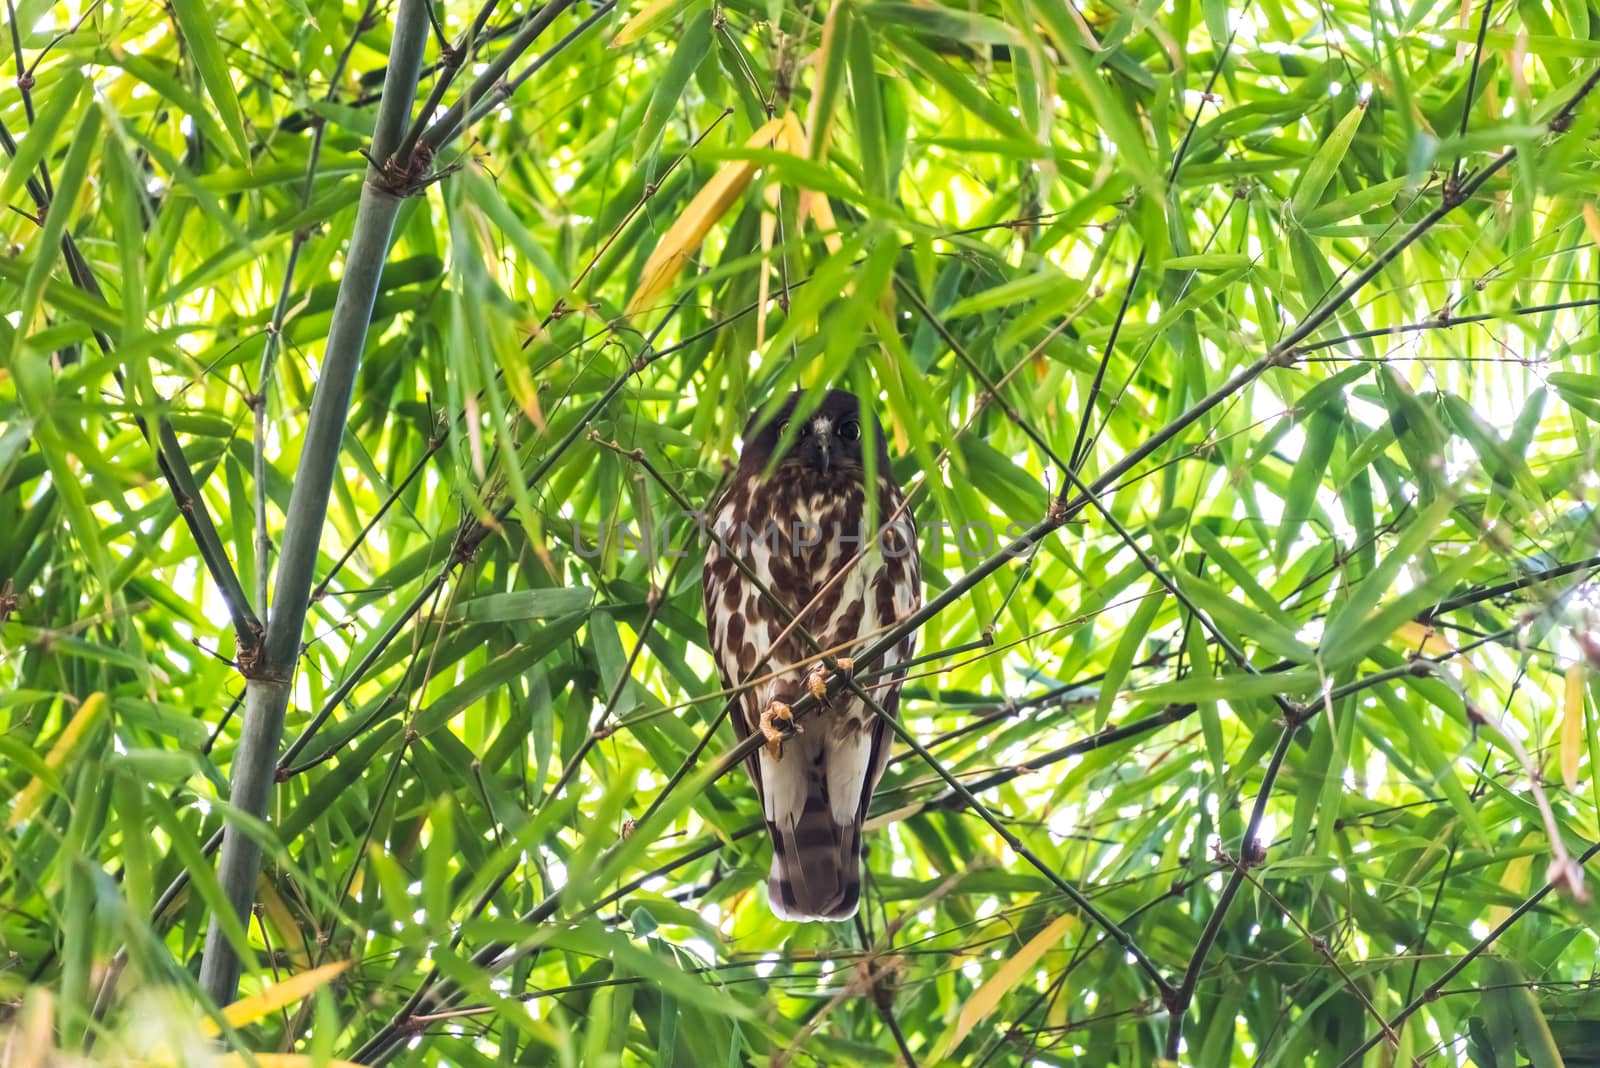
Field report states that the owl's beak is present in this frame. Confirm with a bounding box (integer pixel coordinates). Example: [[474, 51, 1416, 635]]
[[805, 434, 831, 474]]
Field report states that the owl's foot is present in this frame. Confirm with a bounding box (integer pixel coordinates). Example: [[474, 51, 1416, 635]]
[[804, 657, 855, 702], [759, 700, 799, 759]]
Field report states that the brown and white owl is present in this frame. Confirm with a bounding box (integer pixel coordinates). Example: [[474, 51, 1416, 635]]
[[701, 389, 920, 920]]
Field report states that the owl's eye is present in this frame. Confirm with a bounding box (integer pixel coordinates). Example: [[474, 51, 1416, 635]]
[[838, 420, 861, 441]]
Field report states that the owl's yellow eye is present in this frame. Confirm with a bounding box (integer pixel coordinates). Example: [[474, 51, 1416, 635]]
[[839, 420, 861, 441]]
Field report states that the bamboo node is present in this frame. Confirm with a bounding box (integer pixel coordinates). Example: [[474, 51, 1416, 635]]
[[1440, 176, 1465, 209], [370, 141, 438, 197], [235, 628, 266, 678]]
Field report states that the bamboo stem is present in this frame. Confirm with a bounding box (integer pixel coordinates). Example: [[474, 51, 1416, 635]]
[[196, 0, 433, 1005]]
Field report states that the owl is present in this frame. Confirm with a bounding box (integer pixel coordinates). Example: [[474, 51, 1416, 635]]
[[701, 389, 921, 921]]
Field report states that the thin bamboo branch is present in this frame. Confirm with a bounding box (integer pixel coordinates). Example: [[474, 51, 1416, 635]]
[[1451, 0, 1496, 189], [395, 0, 501, 163], [438, 1, 616, 153], [1295, 297, 1600, 355], [418, 0, 580, 153]]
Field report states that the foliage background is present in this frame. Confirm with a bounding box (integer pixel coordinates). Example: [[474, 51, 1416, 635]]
[[4, 0, 1600, 1063]]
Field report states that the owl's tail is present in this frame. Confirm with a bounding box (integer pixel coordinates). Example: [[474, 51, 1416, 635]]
[[766, 788, 862, 921]]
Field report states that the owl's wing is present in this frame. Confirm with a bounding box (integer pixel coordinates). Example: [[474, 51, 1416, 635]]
[[702, 496, 766, 799], [704, 492, 777, 808], [854, 502, 919, 811]]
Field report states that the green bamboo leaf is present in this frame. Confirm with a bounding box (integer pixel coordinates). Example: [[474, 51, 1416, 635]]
[[0, 71, 85, 213], [1376, 365, 1450, 500], [1290, 100, 1367, 218], [1375, 683, 1490, 843], [168, 0, 252, 161], [633, 9, 714, 163], [415, 616, 588, 735], [614, 0, 696, 45], [146, 791, 254, 956], [1320, 493, 1454, 658], [860, 2, 1020, 45], [1311, 694, 1358, 859], [273, 717, 400, 847], [1479, 966, 1521, 1066], [1178, 573, 1315, 662], [1439, 27, 1600, 59], [422, 796, 454, 934], [807, 0, 853, 161], [1440, 392, 1538, 496], [944, 269, 1086, 318], [1301, 176, 1407, 227], [848, 14, 890, 199], [1094, 586, 1167, 728], [1326, 544, 1482, 672], [1130, 668, 1320, 707], [1163, 253, 1253, 272], [890, 33, 1030, 140], [1052, 34, 1159, 194], [1276, 406, 1341, 565]]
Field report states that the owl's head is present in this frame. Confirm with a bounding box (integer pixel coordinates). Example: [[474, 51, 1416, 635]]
[[738, 388, 890, 484]]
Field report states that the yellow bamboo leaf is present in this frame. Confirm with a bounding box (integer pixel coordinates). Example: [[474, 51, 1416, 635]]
[[1390, 621, 1456, 660], [865, 801, 923, 830], [626, 117, 785, 317], [778, 110, 847, 265], [780, 110, 815, 223], [609, 0, 687, 47], [9, 988, 52, 1068], [807, 182, 844, 257], [1582, 203, 1600, 251], [256, 875, 310, 969], [778, 109, 806, 154], [1452, 0, 1473, 62], [932, 913, 1078, 1060], [202, 961, 350, 1036], [1562, 661, 1586, 793], [758, 179, 779, 351], [7, 692, 107, 830], [1487, 848, 1532, 933]]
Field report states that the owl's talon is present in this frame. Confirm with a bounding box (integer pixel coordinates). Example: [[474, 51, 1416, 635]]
[[760, 700, 798, 758], [804, 657, 855, 702]]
